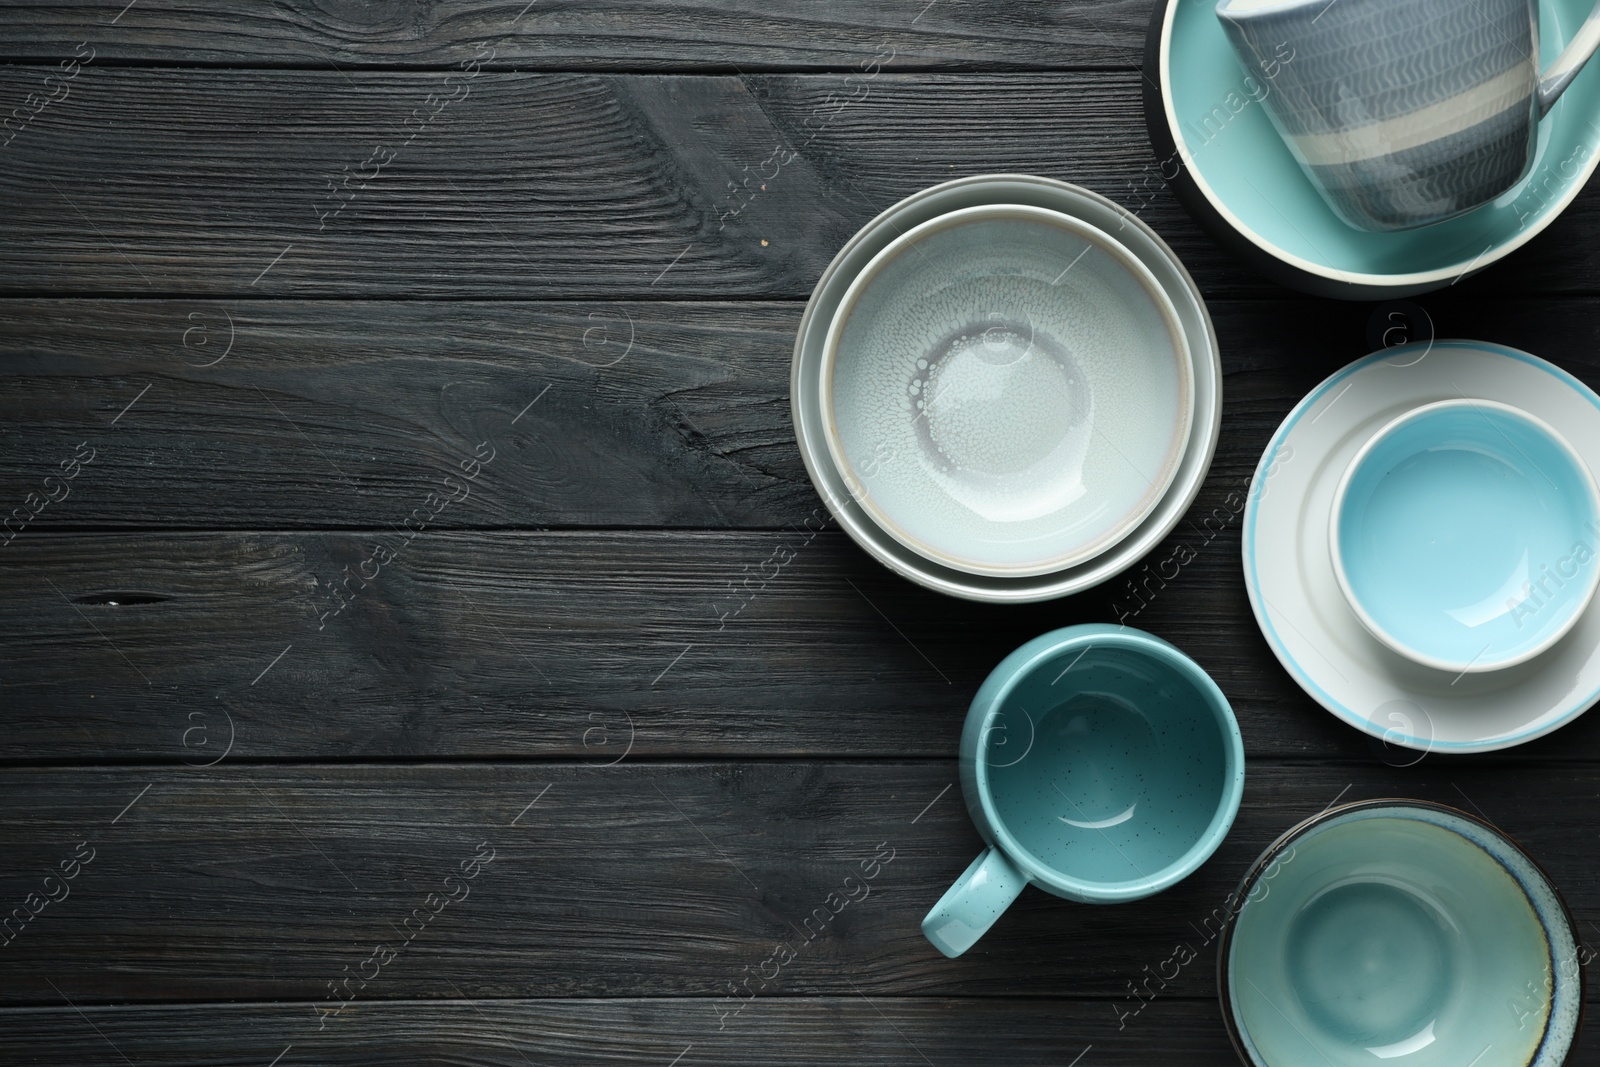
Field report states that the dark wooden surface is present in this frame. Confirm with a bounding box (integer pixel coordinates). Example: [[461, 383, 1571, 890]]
[[2, 4, 1599, 1064]]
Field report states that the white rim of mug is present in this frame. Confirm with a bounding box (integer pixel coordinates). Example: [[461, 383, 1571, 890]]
[[971, 628, 1246, 901], [1157, 0, 1600, 289], [1328, 397, 1600, 673], [818, 202, 1196, 578]]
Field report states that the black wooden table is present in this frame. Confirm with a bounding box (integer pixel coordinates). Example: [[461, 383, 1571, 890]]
[[3, 3, 1599, 1064]]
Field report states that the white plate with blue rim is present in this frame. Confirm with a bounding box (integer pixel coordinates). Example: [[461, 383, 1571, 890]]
[[1243, 340, 1600, 752]]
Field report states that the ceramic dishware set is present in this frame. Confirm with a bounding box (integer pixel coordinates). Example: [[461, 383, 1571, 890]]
[[791, 1, 1600, 1062]]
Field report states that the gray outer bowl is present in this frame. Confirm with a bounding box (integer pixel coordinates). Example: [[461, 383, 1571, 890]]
[[791, 174, 1222, 603]]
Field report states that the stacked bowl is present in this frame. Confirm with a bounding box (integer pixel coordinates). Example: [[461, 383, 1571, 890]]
[[792, 175, 1223, 602]]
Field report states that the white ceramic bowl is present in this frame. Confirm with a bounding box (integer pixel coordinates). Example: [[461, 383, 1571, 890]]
[[791, 174, 1222, 602], [819, 204, 1194, 578]]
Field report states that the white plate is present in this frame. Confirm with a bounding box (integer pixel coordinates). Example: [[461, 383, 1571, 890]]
[[791, 174, 1222, 603], [1243, 340, 1600, 752]]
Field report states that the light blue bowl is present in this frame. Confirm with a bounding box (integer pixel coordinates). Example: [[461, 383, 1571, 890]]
[[1332, 399, 1600, 673], [921, 625, 1245, 957], [1221, 802, 1585, 1067]]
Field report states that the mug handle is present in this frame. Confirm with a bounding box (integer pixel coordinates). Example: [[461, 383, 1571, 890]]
[[1538, 2, 1600, 115], [920, 846, 1027, 959]]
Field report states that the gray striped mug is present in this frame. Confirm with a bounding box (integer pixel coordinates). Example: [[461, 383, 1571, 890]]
[[1216, 0, 1600, 231]]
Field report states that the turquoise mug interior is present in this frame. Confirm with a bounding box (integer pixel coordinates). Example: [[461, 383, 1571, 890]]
[[1332, 399, 1600, 673], [922, 624, 1245, 958], [1222, 801, 1585, 1067]]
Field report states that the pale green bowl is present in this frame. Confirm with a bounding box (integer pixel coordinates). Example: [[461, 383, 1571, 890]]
[[1221, 801, 1585, 1066]]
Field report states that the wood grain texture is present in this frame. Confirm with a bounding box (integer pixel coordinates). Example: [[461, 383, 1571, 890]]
[[0, 300, 806, 531], [0, 762, 1593, 1005], [16, 526, 1600, 762], [0, 528, 1223, 760], [39, 996, 1600, 1067], [3, 69, 1597, 299], [7, 296, 1600, 532], [0, 299, 807, 529], [0, 0, 1150, 70], [0, 999, 1249, 1067]]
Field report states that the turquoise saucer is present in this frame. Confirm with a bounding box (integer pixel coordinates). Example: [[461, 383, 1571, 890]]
[[1144, 0, 1600, 298], [1221, 802, 1584, 1067]]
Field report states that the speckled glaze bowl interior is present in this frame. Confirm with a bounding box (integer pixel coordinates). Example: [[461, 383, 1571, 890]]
[[1221, 801, 1585, 1067], [820, 204, 1194, 577]]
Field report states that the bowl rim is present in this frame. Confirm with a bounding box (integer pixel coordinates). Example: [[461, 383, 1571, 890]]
[[816, 201, 1196, 578], [968, 625, 1245, 901], [1215, 798, 1588, 1067], [1327, 397, 1600, 673], [1149, 0, 1600, 293]]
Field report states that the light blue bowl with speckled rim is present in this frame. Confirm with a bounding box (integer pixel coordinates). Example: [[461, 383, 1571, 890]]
[[819, 203, 1194, 578], [1220, 801, 1586, 1067], [921, 625, 1245, 958]]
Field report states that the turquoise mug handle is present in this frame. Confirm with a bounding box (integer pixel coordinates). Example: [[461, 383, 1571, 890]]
[[920, 846, 1028, 958]]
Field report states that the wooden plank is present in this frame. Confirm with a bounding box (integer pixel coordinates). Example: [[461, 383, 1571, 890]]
[[3, 69, 1596, 299], [0, 762, 1594, 1004], [0, 299, 809, 530], [7, 295, 1600, 532], [0, 0, 1149, 70], [0, 528, 1164, 760], [15, 527, 1600, 762], [0, 70, 1127, 298], [0, 998, 1243, 1067]]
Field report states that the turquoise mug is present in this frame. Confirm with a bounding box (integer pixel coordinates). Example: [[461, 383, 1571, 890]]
[[921, 624, 1245, 958]]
